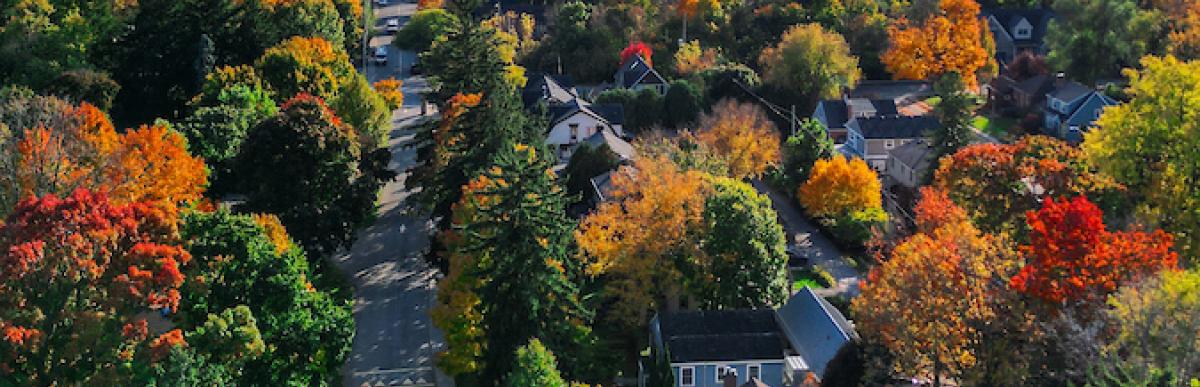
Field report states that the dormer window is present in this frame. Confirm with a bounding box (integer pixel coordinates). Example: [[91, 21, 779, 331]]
[[1015, 27, 1031, 38], [1013, 18, 1033, 39]]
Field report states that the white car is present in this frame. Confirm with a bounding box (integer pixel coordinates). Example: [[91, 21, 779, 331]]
[[385, 18, 400, 34], [372, 46, 388, 66]]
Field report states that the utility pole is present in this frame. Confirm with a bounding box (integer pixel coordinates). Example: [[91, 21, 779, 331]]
[[790, 105, 797, 136]]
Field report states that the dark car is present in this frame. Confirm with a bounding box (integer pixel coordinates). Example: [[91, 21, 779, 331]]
[[786, 245, 809, 268], [409, 58, 422, 75]]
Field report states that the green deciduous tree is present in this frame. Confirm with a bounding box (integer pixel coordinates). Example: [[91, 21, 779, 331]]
[[594, 88, 663, 133], [1083, 55, 1200, 262], [331, 73, 390, 148], [1045, 0, 1162, 85], [506, 339, 569, 387], [177, 80, 277, 195], [1103, 269, 1200, 383], [930, 72, 978, 163], [393, 8, 460, 53], [781, 119, 835, 188], [698, 177, 789, 309], [663, 79, 704, 129], [758, 23, 861, 113]]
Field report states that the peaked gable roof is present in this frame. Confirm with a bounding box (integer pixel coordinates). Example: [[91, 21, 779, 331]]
[[1048, 80, 1093, 103], [522, 72, 578, 107], [981, 8, 1055, 44], [814, 99, 899, 129], [1064, 92, 1117, 126], [776, 287, 857, 377], [547, 98, 626, 136], [847, 115, 941, 139], [617, 55, 667, 88], [888, 139, 935, 173], [659, 309, 789, 363]]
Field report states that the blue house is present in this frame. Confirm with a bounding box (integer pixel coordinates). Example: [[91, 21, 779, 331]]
[[643, 287, 857, 387], [1042, 75, 1117, 143]]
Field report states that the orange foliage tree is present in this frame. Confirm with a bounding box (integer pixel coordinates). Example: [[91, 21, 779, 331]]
[[854, 190, 1021, 386], [881, 0, 990, 88], [255, 36, 354, 100], [576, 156, 709, 326], [372, 78, 404, 110], [417, 0, 443, 9], [696, 99, 780, 179], [1010, 196, 1178, 306], [2, 97, 207, 215], [620, 41, 653, 66], [798, 155, 882, 218], [0, 190, 189, 384]]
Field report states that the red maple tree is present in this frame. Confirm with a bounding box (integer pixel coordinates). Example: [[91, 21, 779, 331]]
[[620, 41, 653, 67], [1010, 196, 1177, 305]]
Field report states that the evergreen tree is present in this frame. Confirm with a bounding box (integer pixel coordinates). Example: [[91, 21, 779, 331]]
[[505, 339, 569, 387], [459, 144, 595, 384], [930, 72, 977, 167], [781, 119, 835, 187]]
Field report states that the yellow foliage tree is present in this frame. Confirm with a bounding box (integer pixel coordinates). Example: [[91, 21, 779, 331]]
[[674, 40, 719, 75], [576, 156, 710, 327], [881, 0, 989, 88], [797, 156, 881, 218], [104, 124, 208, 206], [252, 214, 295, 255], [695, 99, 780, 179], [372, 78, 404, 110], [417, 0, 443, 9]]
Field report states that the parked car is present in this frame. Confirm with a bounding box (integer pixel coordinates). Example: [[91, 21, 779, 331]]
[[786, 244, 809, 268], [385, 18, 400, 34], [374, 0, 388, 5], [372, 46, 388, 66]]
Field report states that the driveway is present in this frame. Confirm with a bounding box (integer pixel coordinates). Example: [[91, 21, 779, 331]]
[[751, 180, 861, 297], [337, 2, 450, 386]]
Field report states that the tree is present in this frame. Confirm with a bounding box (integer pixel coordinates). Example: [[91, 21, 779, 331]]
[[934, 136, 1122, 238], [929, 72, 978, 162], [249, 0, 347, 53], [674, 40, 719, 75], [456, 144, 596, 383], [698, 177, 789, 308], [697, 63, 760, 103], [594, 88, 663, 133], [663, 79, 703, 129], [1010, 196, 1178, 306], [1103, 269, 1200, 383], [577, 156, 710, 326], [1005, 51, 1050, 81], [393, 9, 459, 52], [853, 194, 1019, 387], [1156, 0, 1200, 59], [0, 190, 190, 385], [177, 82, 277, 194], [563, 143, 621, 199], [45, 69, 121, 112], [1083, 55, 1200, 262], [178, 209, 353, 385], [798, 156, 882, 219], [419, 0, 445, 9], [620, 40, 653, 66], [881, 0, 990, 88], [506, 339, 569, 387], [781, 119, 835, 187], [635, 132, 731, 177], [758, 23, 860, 110], [234, 93, 388, 257], [373, 78, 405, 110], [331, 73, 390, 148], [695, 99, 781, 179], [105, 123, 210, 206], [255, 36, 354, 101], [1044, 0, 1161, 85]]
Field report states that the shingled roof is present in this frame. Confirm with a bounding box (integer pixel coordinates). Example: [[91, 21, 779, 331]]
[[847, 115, 941, 139], [658, 309, 790, 363], [982, 8, 1055, 44]]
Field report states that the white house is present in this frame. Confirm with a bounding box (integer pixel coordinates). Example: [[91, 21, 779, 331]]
[[545, 98, 626, 161]]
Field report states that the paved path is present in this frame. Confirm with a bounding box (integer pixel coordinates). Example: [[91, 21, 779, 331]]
[[751, 180, 861, 297], [337, 2, 451, 386]]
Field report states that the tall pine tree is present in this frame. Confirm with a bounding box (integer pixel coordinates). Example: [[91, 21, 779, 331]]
[[456, 143, 596, 384]]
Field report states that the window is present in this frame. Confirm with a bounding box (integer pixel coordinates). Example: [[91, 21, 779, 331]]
[[569, 124, 579, 142], [680, 367, 695, 386], [885, 139, 895, 149], [716, 365, 730, 383], [1015, 27, 1031, 38], [1095, 108, 1103, 119], [748, 364, 761, 381]]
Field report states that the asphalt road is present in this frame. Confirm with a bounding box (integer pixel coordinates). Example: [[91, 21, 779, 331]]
[[751, 180, 861, 297], [336, 2, 451, 386]]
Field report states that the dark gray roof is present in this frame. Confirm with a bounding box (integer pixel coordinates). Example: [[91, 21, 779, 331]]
[[776, 287, 857, 377], [584, 128, 635, 160], [590, 103, 625, 126], [888, 139, 935, 174], [815, 99, 898, 128], [659, 309, 789, 363], [617, 55, 666, 88], [981, 8, 1055, 44], [522, 72, 577, 107], [847, 115, 941, 139], [1048, 80, 1092, 103], [1064, 92, 1117, 127], [1014, 74, 1054, 96], [589, 171, 615, 203]]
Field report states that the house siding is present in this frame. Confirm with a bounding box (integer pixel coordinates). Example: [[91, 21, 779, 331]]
[[672, 362, 785, 387], [547, 113, 612, 160]]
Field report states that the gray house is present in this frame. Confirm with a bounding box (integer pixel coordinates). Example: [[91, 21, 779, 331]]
[[843, 116, 941, 171], [644, 287, 857, 387], [1042, 76, 1117, 143], [980, 8, 1055, 65], [615, 54, 668, 94], [813, 97, 898, 144]]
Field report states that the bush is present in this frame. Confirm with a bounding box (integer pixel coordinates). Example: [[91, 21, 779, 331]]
[[663, 79, 703, 129], [595, 88, 662, 133], [826, 207, 888, 248]]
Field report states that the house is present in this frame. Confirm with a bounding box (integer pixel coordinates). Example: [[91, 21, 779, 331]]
[[985, 73, 1055, 114], [522, 72, 578, 108], [813, 97, 898, 144], [546, 98, 627, 161], [1042, 75, 1117, 143], [885, 139, 935, 191], [843, 115, 941, 171], [980, 8, 1055, 65], [644, 287, 857, 387], [615, 54, 668, 95]]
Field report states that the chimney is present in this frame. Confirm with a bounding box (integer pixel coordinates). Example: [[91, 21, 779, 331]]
[[723, 367, 739, 387], [1055, 72, 1066, 88]]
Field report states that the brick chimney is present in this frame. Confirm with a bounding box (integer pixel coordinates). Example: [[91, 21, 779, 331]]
[[724, 367, 739, 387]]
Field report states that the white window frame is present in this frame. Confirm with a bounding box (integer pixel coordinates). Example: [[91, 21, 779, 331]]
[[569, 123, 580, 142], [748, 364, 761, 381], [1015, 27, 1031, 38], [885, 139, 895, 149], [716, 365, 728, 383], [680, 367, 695, 386]]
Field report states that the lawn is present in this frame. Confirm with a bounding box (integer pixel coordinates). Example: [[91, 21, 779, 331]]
[[791, 267, 832, 290], [972, 115, 1018, 138]]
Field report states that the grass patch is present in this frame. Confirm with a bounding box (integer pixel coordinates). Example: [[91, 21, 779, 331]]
[[791, 267, 834, 291], [923, 96, 942, 107], [972, 115, 1018, 138]]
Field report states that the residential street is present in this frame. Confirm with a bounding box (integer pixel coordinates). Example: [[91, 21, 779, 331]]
[[751, 180, 861, 297], [336, 2, 451, 386]]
